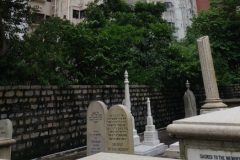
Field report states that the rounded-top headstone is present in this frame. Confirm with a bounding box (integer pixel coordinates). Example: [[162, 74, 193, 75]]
[[87, 101, 108, 155], [106, 105, 134, 154]]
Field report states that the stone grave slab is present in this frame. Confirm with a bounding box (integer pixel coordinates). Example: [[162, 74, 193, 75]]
[[167, 107, 240, 160], [77, 152, 176, 160], [106, 105, 134, 154], [87, 101, 108, 155]]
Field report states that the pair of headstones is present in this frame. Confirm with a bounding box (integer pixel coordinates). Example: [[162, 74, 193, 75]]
[[87, 101, 134, 155]]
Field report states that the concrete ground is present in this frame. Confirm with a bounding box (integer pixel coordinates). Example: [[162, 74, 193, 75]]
[[35, 128, 177, 160]]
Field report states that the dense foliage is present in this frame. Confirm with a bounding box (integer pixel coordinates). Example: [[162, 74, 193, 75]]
[[185, 0, 240, 84], [0, 0, 199, 87], [0, 0, 30, 56]]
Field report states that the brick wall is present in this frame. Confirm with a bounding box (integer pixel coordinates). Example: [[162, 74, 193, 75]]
[[2, 84, 240, 159], [0, 85, 184, 160]]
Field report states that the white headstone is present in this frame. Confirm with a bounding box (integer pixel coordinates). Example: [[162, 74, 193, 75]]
[[87, 101, 108, 155], [0, 119, 15, 160], [106, 105, 134, 154], [135, 98, 167, 156], [0, 119, 13, 139], [184, 80, 197, 117], [143, 98, 160, 146], [124, 70, 141, 146]]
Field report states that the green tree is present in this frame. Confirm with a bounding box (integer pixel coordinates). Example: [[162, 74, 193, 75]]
[[1, 0, 199, 87], [0, 0, 30, 55], [185, 0, 240, 84]]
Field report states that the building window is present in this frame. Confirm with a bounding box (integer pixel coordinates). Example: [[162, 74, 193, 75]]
[[168, 22, 175, 27], [73, 10, 80, 19], [80, 10, 86, 19], [164, 2, 173, 9], [47, 0, 52, 2], [32, 13, 45, 23]]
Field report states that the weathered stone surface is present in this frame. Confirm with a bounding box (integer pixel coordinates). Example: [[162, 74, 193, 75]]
[[87, 101, 108, 155], [167, 107, 240, 160], [184, 80, 197, 117], [77, 152, 176, 160], [0, 119, 13, 139], [106, 105, 134, 154], [197, 36, 227, 113]]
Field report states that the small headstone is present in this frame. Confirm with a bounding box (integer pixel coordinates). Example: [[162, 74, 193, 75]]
[[184, 80, 197, 118], [0, 119, 13, 139], [135, 98, 167, 156], [87, 101, 108, 155], [106, 105, 134, 154], [0, 119, 15, 160]]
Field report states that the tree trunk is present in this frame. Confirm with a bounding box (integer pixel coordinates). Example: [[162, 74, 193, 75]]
[[0, 17, 7, 56]]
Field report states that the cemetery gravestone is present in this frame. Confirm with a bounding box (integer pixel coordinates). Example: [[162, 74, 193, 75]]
[[106, 105, 134, 154], [0, 119, 12, 139], [87, 101, 108, 155], [167, 107, 240, 160], [0, 119, 15, 160], [135, 98, 167, 156], [197, 36, 227, 113], [184, 80, 197, 118]]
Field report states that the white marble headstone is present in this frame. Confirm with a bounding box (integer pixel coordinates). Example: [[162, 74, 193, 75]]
[[0, 119, 13, 139], [106, 105, 134, 154], [87, 101, 108, 155]]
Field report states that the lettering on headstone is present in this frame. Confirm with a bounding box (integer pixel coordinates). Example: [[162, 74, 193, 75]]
[[87, 101, 108, 155], [106, 105, 134, 154]]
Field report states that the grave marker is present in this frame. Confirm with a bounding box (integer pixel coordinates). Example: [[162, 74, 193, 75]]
[[106, 105, 134, 154], [87, 101, 108, 155], [0, 119, 15, 160], [0, 119, 12, 139]]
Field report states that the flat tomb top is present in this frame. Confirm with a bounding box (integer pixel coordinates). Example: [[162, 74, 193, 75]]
[[78, 152, 176, 160], [173, 107, 240, 126]]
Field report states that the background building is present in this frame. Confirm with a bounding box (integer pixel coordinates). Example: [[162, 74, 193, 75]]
[[126, 0, 197, 40], [196, 0, 209, 12], [30, 0, 93, 25], [30, 0, 198, 40]]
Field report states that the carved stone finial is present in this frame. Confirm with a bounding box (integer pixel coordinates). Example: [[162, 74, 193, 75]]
[[147, 98, 152, 117], [124, 70, 131, 111], [124, 70, 129, 84], [186, 80, 190, 90]]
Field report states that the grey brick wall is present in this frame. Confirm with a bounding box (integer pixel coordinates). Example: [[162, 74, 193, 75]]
[[0, 85, 185, 160], [1, 84, 240, 159]]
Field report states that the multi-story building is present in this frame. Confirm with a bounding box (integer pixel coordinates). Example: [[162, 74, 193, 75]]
[[161, 0, 197, 39], [125, 0, 197, 40], [196, 0, 209, 12], [30, 0, 92, 25], [30, 0, 197, 40]]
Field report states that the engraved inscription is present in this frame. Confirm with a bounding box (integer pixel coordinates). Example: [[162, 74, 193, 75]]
[[107, 113, 129, 153], [89, 112, 103, 123], [188, 148, 240, 160]]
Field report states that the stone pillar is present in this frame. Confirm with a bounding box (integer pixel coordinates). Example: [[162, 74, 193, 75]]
[[124, 71, 141, 146], [197, 36, 227, 114], [124, 71, 131, 112]]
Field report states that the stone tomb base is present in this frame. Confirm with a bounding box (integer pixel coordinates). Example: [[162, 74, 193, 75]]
[[163, 142, 180, 159], [134, 143, 167, 156]]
